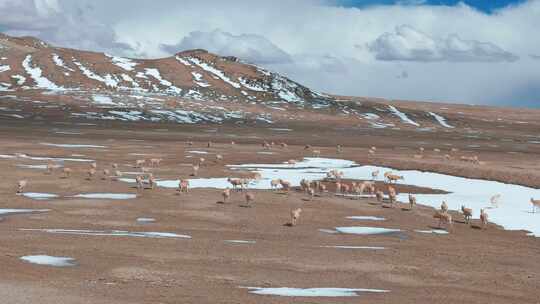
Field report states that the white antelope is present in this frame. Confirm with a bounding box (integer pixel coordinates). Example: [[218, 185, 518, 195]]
[[480, 209, 488, 229], [222, 188, 230, 203], [461, 205, 473, 224], [17, 180, 27, 194], [408, 194, 416, 209], [290, 208, 302, 226]]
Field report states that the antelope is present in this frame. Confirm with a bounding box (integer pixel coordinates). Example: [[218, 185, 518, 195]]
[[280, 142, 288, 148], [336, 144, 342, 154], [179, 179, 189, 193], [148, 174, 156, 189], [531, 198, 540, 213], [231, 141, 235, 145], [112, 170, 122, 181], [461, 205, 473, 224], [279, 179, 291, 192], [198, 158, 205, 166], [444, 154, 451, 161], [304, 145, 311, 150], [17, 180, 27, 194], [386, 174, 403, 184], [312, 150, 321, 157], [62, 167, 72, 178], [413, 154, 423, 159], [419, 147, 425, 154], [375, 190, 384, 202], [434, 210, 453, 230], [90, 162, 97, 169], [388, 193, 397, 207], [388, 186, 397, 197], [135, 159, 146, 168], [371, 146, 377, 151], [207, 141, 212, 148], [186, 141, 193, 146], [149, 158, 162, 167], [222, 188, 230, 203], [262, 141, 271, 150], [102, 169, 110, 180], [408, 194, 416, 209], [371, 170, 379, 180], [270, 179, 280, 190], [287, 159, 297, 165], [112, 163, 118, 169], [440, 201, 448, 212], [300, 179, 310, 193], [191, 164, 199, 177], [45, 161, 55, 174], [87, 168, 96, 180], [340, 183, 350, 194], [291, 208, 302, 226], [215, 154, 223, 162], [245, 192, 255, 206], [368, 149, 375, 156], [451, 148, 459, 153], [227, 178, 243, 191], [433, 148, 441, 153], [240, 178, 250, 190], [335, 181, 342, 194], [480, 209, 488, 229], [318, 183, 327, 193], [307, 187, 315, 200], [135, 175, 144, 190]]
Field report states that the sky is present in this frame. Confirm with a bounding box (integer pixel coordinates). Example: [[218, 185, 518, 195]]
[[0, 0, 538, 108]]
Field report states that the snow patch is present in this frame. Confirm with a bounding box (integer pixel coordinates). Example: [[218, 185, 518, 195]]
[[388, 105, 419, 126]]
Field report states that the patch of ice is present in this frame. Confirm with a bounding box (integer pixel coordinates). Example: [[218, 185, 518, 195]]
[[428, 112, 454, 128], [414, 229, 449, 235], [20, 255, 76, 267], [346, 216, 386, 221], [242, 287, 389, 297], [0, 209, 50, 216], [320, 245, 386, 250], [40, 143, 107, 148], [22, 55, 64, 90], [136, 218, 156, 223], [187, 150, 208, 154], [20, 228, 191, 239], [91, 95, 115, 105], [19, 192, 59, 200], [191, 72, 211, 87], [0, 65, 10, 73], [335, 227, 401, 235], [70, 193, 136, 200], [224, 240, 256, 244], [388, 105, 419, 126]]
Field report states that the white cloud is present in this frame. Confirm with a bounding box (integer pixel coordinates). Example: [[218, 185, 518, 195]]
[[367, 24, 518, 62], [161, 29, 292, 64]]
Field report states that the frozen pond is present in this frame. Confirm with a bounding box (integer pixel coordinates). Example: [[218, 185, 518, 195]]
[[19, 192, 59, 200], [0, 208, 50, 216], [335, 227, 402, 235], [40, 143, 107, 148], [120, 157, 540, 236], [20, 228, 191, 239], [346, 216, 386, 221], [415, 229, 449, 235], [242, 287, 389, 297], [320, 245, 386, 250], [224, 240, 256, 244], [70, 193, 136, 200], [20, 255, 76, 267]]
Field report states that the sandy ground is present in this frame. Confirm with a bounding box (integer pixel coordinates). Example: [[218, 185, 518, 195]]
[[1, 121, 539, 304]]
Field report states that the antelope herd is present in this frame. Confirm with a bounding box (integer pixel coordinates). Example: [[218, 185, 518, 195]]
[[11, 141, 539, 235]]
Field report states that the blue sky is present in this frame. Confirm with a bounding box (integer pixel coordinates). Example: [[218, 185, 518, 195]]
[[332, 0, 525, 12]]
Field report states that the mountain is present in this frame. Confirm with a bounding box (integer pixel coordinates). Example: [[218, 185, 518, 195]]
[[1, 33, 539, 132]]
